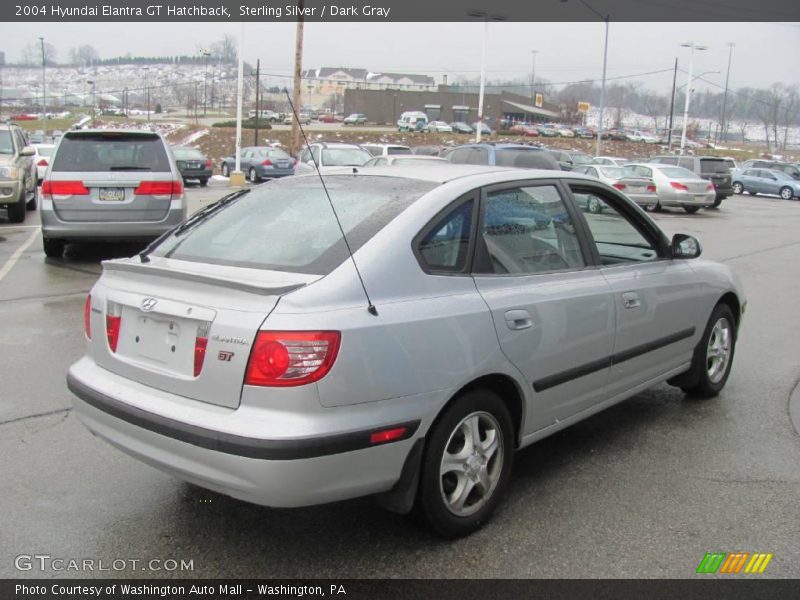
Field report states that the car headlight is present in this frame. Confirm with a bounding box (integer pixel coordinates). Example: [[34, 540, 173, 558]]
[[0, 167, 19, 179]]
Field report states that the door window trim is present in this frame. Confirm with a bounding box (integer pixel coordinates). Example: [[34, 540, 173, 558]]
[[412, 191, 480, 276]]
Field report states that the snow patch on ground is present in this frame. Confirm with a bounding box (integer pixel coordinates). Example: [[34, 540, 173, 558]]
[[179, 129, 209, 146]]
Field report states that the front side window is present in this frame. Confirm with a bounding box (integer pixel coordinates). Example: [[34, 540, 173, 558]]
[[478, 185, 584, 275], [571, 186, 660, 264], [417, 199, 474, 272]]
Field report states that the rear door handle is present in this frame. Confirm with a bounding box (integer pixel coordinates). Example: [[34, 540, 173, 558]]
[[622, 292, 641, 309], [504, 309, 533, 330]]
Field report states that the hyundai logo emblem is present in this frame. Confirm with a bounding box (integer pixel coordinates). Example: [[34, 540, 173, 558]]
[[141, 297, 158, 312]]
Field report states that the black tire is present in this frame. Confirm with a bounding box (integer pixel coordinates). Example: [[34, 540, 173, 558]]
[[221, 163, 230, 177], [42, 237, 65, 258], [677, 303, 736, 398], [199, 178, 209, 187], [732, 182, 743, 195], [779, 186, 793, 200], [711, 196, 723, 208], [684, 206, 700, 214], [26, 191, 37, 211], [248, 167, 259, 183], [419, 389, 514, 538], [7, 189, 26, 223]]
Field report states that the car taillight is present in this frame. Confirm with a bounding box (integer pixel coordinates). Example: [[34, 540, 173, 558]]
[[245, 331, 341, 387], [41, 180, 89, 199], [670, 182, 689, 191], [706, 182, 715, 191], [612, 183, 627, 190], [261, 159, 273, 166], [84, 295, 92, 339], [204, 159, 213, 168], [294, 158, 299, 165], [37, 158, 49, 167], [106, 301, 122, 353], [194, 322, 210, 377], [647, 184, 657, 192], [134, 180, 183, 196]]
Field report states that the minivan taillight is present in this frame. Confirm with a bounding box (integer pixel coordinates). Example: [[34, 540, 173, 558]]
[[106, 301, 122, 353], [204, 159, 213, 168], [84, 295, 92, 339], [37, 158, 49, 167], [134, 180, 183, 198], [41, 180, 89, 199], [245, 331, 341, 387]]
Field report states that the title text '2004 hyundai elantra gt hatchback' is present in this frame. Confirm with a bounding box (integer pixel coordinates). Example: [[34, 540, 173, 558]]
[[67, 165, 744, 537]]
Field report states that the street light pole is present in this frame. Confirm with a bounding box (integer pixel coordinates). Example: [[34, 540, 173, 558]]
[[39, 37, 46, 122], [530, 50, 538, 100], [476, 18, 488, 143], [201, 49, 211, 117], [679, 41, 708, 155], [86, 80, 96, 125], [719, 42, 734, 145], [142, 66, 150, 123]]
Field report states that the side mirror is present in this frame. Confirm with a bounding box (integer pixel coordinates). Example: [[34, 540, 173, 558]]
[[671, 233, 702, 259], [21, 146, 36, 156]]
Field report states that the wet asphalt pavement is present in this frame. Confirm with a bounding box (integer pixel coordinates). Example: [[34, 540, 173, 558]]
[[1, 180, 799, 579]]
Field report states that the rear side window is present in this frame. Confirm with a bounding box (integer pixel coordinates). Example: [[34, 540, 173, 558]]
[[52, 133, 171, 172], [699, 158, 729, 174], [387, 147, 412, 155], [417, 200, 474, 272], [152, 176, 437, 275]]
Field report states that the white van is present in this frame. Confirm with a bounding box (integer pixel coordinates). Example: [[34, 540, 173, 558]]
[[397, 111, 428, 132]]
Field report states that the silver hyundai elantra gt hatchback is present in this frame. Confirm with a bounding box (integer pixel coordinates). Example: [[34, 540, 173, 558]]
[[68, 165, 745, 537]]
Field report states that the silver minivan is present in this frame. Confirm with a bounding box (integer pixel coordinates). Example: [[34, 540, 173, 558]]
[[40, 130, 187, 258]]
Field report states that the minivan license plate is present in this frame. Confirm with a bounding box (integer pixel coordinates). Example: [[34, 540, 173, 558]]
[[99, 187, 125, 202]]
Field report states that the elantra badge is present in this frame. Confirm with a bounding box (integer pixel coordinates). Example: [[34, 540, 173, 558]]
[[140, 297, 158, 312]]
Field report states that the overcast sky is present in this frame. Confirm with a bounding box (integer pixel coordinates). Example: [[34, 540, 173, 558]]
[[3, 22, 798, 93]]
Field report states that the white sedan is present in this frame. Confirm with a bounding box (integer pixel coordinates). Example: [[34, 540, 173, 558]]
[[32, 143, 56, 184], [426, 121, 453, 133]]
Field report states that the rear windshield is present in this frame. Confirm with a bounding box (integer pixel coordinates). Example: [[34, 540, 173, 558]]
[[172, 147, 204, 160], [259, 148, 290, 160], [495, 148, 559, 170], [151, 176, 437, 275], [52, 133, 171, 172], [570, 153, 594, 165], [699, 158, 730, 174], [321, 148, 372, 166], [387, 147, 413, 155], [659, 166, 697, 179], [37, 146, 55, 157], [599, 166, 625, 178]]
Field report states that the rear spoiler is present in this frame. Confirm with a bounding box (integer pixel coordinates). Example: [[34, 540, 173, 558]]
[[102, 260, 308, 296]]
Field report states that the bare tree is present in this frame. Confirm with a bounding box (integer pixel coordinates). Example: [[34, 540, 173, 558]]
[[780, 84, 798, 150], [211, 34, 237, 64], [69, 45, 99, 66]]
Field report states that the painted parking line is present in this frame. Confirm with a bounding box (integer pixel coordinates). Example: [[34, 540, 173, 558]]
[[0, 225, 41, 231], [0, 229, 39, 283]]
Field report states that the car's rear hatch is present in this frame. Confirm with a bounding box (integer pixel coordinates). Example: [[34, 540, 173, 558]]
[[699, 158, 732, 192], [45, 130, 181, 222], [90, 258, 318, 409]]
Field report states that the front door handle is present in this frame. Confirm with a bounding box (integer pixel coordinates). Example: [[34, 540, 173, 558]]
[[622, 292, 641, 309], [505, 309, 533, 330]]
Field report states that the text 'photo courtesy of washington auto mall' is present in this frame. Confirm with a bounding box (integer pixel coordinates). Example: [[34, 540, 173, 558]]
[[1, 0, 799, 597]]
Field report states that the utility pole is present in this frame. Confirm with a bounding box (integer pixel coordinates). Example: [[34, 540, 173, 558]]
[[39, 37, 46, 122], [530, 50, 538, 100], [201, 48, 211, 117], [667, 57, 678, 152], [679, 41, 708, 155], [253, 58, 260, 146], [719, 42, 734, 145], [290, 1, 305, 156]]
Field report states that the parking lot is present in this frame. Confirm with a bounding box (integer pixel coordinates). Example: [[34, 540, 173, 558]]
[[1, 183, 799, 578]]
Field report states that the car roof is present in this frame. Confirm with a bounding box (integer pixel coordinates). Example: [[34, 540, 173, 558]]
[[343, 163, 595, 185], [64, 129, 162, 138]]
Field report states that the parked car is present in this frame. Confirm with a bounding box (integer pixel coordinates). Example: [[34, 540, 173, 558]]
[[40, 129, 187, 257], [412, 145, 447, 156], [731, 168, 800, 199], [471, 122, 492, 136], [720, 157, 738, 171], [318, 113, 336, 123], [572, 164, 659, 210], [361, 143, 412, 157], [283, 113, 311, 125], [67, 164, 744, 538], [52, 129, 64, 141], [511, 124, 540, 137], [627, 130, 660, 144], [556, 127, 575, 138], [343, 113, 367, 126], [648, 155, 733, 206], [220, 146, 296, 182], [296, 141, 372, 174], [450, 122, 474, 134], [574, 127, 596, 139], [739, 160, 800, 181], [441, 143, 561, 171], [426, 121, 453, 133], [32, 143, 56, 184], [563, 151, 595, 168], [0, 122, 37, 222], [398, 111, 428, 132], [537, 124, 559, 138], [625, 163, 716, 213], [606, 129, 631, 141], [594, 156, 631, 167], [363, 155, 449, 167], [546, 149, 576, 171], [171, 145, 213, 186], [29, 130, 46, 144]]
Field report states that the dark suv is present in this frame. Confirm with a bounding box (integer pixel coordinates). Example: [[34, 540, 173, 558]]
[[648, 155, 732, 206], [441, 143, 561, 171]]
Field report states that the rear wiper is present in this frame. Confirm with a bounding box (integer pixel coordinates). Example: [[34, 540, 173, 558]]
[[110, 166, 151, 171], [138, 188, 250, 263]]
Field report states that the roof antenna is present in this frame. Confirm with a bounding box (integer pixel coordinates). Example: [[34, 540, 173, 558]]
[[283, 89, 378, 316]]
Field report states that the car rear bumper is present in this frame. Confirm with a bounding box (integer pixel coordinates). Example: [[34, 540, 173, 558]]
[[658, 191, 715, 207], [179, 168, 213, 179], [40, 199, 186, 241], [67, 357, 423, 507], [627, 193, 658, 207], [256, 166, 294, 178]]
